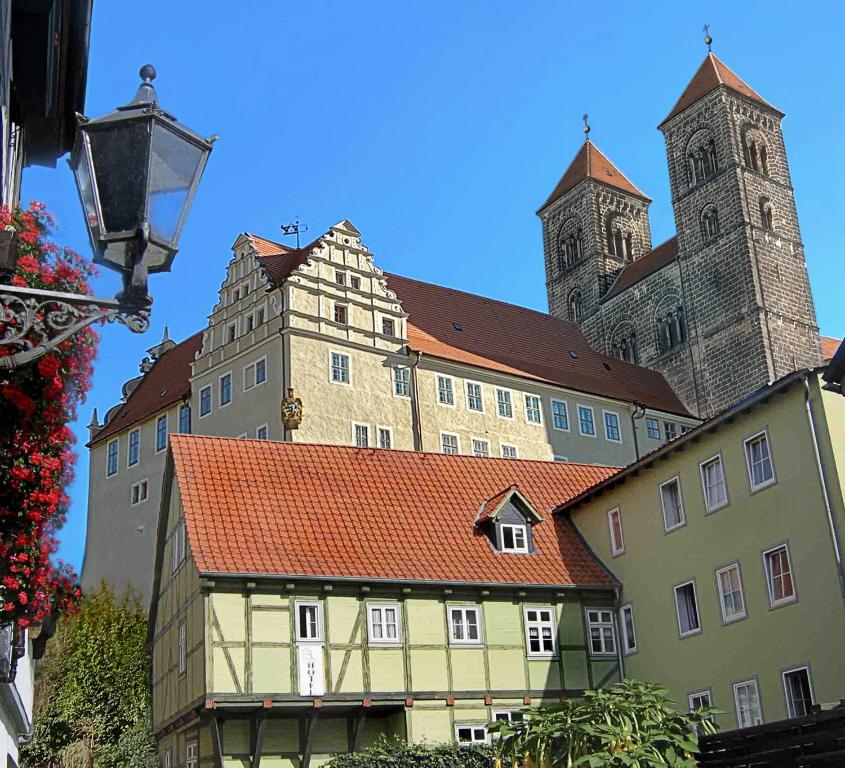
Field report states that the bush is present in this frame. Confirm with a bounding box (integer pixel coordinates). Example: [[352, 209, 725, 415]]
[[325, 736, 493, 768]]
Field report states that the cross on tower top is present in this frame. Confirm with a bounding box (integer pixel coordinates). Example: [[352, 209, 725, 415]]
[[582, 113, 590, 140], [703, 24, 713, 51]]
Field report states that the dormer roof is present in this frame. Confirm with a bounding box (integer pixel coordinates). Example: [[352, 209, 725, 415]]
[[476, 485, 544, 525]]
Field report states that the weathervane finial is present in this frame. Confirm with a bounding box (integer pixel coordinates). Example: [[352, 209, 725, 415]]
[[703, 23, 712, 51], [582, 113, 590, 140]]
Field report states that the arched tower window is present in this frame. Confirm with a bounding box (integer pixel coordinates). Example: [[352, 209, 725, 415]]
[[556, 218, 583, 271], [686, 130, 718, 187], [611, 326, 639, 364], [743, 127, 771, 176], [606, 214, 637, 262], [568, 289, 583, 323], [701, 205, 720, 244], [657, 306, 687, 354], [759, 197, 774, 231]]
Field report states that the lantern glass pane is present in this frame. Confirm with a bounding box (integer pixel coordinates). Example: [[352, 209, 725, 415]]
[[88, 121, 150, 236], [74, 137, 102, 245], [149, 123, 205, 245]]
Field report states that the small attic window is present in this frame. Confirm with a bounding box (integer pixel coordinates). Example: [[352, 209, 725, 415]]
[[477, 486, 542, 555], [453, 322, 463, 331], [501, 524, 528, 553], [569, 351, 578, 359]]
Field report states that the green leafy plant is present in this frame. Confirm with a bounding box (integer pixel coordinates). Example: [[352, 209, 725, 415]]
[[488, 680, 717, 768], [325, 735, 493, 768]]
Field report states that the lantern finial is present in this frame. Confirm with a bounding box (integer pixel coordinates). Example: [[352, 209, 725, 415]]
[[129, 64, 158, 107], [139, 64, 157, 83]]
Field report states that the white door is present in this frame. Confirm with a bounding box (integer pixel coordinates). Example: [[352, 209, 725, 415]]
[[295, 601, 325, 696]]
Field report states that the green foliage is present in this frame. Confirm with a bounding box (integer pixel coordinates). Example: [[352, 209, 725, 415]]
[[489, 680, 718, 768], [21, 583, 157, 768], [325, 735, 494, 768]]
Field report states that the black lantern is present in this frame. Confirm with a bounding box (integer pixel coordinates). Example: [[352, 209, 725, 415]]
[[69, 65, 215, 309]]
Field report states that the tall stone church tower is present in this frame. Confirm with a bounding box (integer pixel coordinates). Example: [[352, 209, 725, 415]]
[[540, 52, 823, 418]]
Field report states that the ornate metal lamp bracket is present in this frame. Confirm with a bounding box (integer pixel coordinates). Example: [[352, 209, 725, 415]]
[[0, 284, 150, 371]]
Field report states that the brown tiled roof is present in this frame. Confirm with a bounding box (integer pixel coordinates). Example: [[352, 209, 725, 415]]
[[603, 236, 679, 300], [538, 140, 650, 213], [660, 52, 781, 127], [246, 233, 289, 257], [89, 332, 203, 446], [170, 435, 618, 587], [254, 236, 319, 285], [822, 336, 841, 364], [385, 271, 691, 416]]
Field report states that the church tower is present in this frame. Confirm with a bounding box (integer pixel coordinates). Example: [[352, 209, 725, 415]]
[[538, 136, 652, 351], [660, 51, 822, 413]]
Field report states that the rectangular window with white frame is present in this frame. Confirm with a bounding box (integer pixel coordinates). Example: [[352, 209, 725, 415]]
[[185, 740, 198, 768], [367, 602, 401, 645], [106, 439, 119, 477], [607, 508, 624, 556], [577, 404, 596, 436], [466, 381, 484, 412], [155, 414, 168, 453], [500, 523, 528, 553], [330, 351, 350, 385], [296, 601, 323, 642], [620, 604, 637, 654], [603, 410, 622, 442], [177, 619, 187, 674], [782, 666, 814, 719], [130, 479, 149, 506], [496, 388, 513, 419], [179, 403, 191, 434], [382, 316, 395, 337], [448, 605, 482, 645], [244, 357, 267, 390], [716, 563, 746, 623], [501, 443, 518, 459], [256, 424, 268, 440], [524, 394, 542, 425], [393, 366, 410, 397], [199, 385, 212, 417], [377, 426, 393, 450], [745, 430, 775, 491], [523, 606, 556, 657], [455, 725, 488, 746], [733, 679, 763, 728], [646, 417, 660, 439], [763, 543, 796, 607], [585, 608, 616, 656], [551, 399, 569, 431], [492, 711, 525, 725], [674, 580, 701, 637], [353, 422, 370, 448], [219, 372, 232, 407], [437, 375, 455, 406], [664, 421, 678, 441], [441, 432, 459, 455], [471, 438, 490, 458], [689, 689, 712, 713], [128, 428, 140, 467], [660, 477, 685, 531], [700, 454, 728, 512]]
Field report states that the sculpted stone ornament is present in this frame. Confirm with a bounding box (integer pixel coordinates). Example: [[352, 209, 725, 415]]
[[281, 387, 303, 430]]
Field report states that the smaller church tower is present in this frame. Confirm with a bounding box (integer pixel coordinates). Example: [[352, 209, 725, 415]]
[[539, 134, 652, 350]]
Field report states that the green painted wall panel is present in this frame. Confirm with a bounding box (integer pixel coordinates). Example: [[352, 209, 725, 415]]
[[409, 648, 449, 691], [487, 649, 526, 690], [368, 648, 405, 692], [484, 601, 523, 645], [313, 717, 350, 754], [330, 648, 365, 692], [253, 609, 290, 644], [528, 660, 560, 690], [261, 719, 300, 752], [409, 708, 452, 744], [328, 596, 364, 645], [212, 646, 244, 692], [562, 650, 589, 689], [450, 648, 487, 691], [213, 593, 246, 642], [559, 603, 585, 645], [406, 601, 446, 645], [252, 646, 291, 693]]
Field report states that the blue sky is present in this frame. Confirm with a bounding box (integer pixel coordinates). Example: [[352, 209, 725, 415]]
[[22, 1, 845, 572]]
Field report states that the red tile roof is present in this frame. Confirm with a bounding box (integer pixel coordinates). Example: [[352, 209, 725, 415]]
[[822, 336, 841, 363], [538, 140, 650, 213], [385, 272, 691, 416], [252, 235, 321, 285], [603, 236, 679, 300], [246, 233, 289, 257], [89, 332, 203, 446], [170, 435, 618, 587], [660, 53, 781, 127]]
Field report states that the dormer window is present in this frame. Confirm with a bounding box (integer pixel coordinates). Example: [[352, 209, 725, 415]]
[[476, 485, 543, 555], [501, 524, 528, 553]]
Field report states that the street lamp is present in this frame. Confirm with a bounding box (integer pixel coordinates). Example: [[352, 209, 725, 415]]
[[0, 65, 215, 369]]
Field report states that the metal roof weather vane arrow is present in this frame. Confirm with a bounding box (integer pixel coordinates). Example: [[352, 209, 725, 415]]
[[280, 217, 309, 249]]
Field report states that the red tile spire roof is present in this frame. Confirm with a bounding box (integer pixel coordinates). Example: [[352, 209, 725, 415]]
[[660, 52, 781, 127], [170, 435, 618, 587], [538, 139, 650, 213]]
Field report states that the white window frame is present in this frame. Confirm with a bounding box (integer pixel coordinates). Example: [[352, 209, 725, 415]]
[[130, 478, 149, 507], [392, 366, 411, 398], [471, 437, 490, 458], [106, 438, 119, 477], [455, 724, 489, 746], [700, 453, 729, 513], [673, 579, 701, 637], [366, 602, 402, 646], [162, 747, 172, 768], [782, 665, 814, 719], [689, 689, 712, 714], [352, 422, 370, 448], [381, 315, 396, 337], [577, 404, 596, 437], [715, 562, 747, 623], [185, 739, 198, 768], [199, 385, 212, 418], [492, 711, 525, 724], [170, 520, 186, 574], [495, 388, 514, 419], [256, 424, 269, 440], [295, 600, 323, 642], [620, 603, 637, 655], [602, 409, 622, 443], [243, 356, 268, 391], [646, 416, 660, 440], [733, 678, 763, 729], [127, 428, 141, 467], [524, 394, 543, 425], [585, 607, 617, 657], [500, 523, 528, 553], [155, 414, 168, 454], [465, 380, 484, 412], [744, 429, 776, 491], [329, 350, 351, 386], [659, 476, 686, 532], [218, 371, 233, 408], [440, 431, 460, 455], [436, 375, 455, 407], [377, 425, 393, 450], [177, 619, 187, 675], [551, 399, 570, 431], [762, 543, 797, 608], [523, 605, 557, 658], [607, 507, 624, 556], [447, 605, 483, 645], [500, 442, 518, 459]]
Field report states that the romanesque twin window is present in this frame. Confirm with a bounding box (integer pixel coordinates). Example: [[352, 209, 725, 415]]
[[744, 128, 770, 176], [657, 307, 687, 354], [611, 332, 639, 364], [686, 131, 717, 187], [701, 206, 720, 244], [557, 220, 583, 271], [568, 289, 583, 323], [606, 225, 633, 261]]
